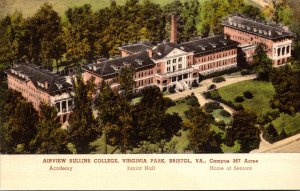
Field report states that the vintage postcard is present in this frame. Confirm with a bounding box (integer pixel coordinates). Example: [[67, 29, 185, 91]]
[[0, 0, 300, 189]]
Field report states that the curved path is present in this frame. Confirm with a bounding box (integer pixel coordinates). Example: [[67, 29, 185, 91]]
[[166, 74, 257, 115], [251, 133, 300, 153]]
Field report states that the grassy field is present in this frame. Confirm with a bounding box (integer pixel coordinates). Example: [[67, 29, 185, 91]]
[[221, 141, 241, 153], [217, 80, 277, 116], [1, 0, 192, 18], [211, 109, 232, 124], [1, 0, 261, 19], [166, 101, 189, 120], [271, 113, 300, 135]]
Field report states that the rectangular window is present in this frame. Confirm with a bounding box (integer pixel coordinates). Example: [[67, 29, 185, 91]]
[[167, 60, 171, 65], [178, 57, 182, 62], [167, 67, 170, 72], [173, 59, 176, 63], [178, 64, 182, 69]]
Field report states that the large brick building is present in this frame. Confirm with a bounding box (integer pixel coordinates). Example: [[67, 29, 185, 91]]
[[222, 15, 294, 66], [83, 16, 239, 91], [7, 64, 73, 122], [7, 15, 294, 118]]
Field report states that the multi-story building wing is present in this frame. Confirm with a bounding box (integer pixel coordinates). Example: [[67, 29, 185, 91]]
[[181, 35, 238, 75], [82, 51, 156, 91], [7, 64, 73, 122], [222, 15, 294, 66]]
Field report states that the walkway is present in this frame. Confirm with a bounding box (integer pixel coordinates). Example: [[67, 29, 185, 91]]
[[166, 74, 257, 113], [251, 133, 300, 153]]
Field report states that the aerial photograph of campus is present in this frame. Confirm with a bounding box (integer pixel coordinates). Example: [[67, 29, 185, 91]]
[[0, 0, 299, 154]]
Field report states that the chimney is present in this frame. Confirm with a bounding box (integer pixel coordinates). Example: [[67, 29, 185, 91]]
[[170, 15, 177, 44], [147, 48, 153, 58]]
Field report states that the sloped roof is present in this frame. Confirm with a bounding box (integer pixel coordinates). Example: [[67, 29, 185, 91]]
[[222, 15, 294, 40], [152, 42, 192, 60], [82, 51, 155, 77], [119, 43, 153, 54], [7, 64, 72, 93], [181, 35, 238, 54]]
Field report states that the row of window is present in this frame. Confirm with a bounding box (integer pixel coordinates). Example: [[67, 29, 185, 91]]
[[136, 78, 153, 87], [275, 46, 290, 57], [167, 64, 183, 72], [135, 69, 154, 78], [195, 50, 236, 64], [199, 57, 236, 71], [167, 57, 183, 65]]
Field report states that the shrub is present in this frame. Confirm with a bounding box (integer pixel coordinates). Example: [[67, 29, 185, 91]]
[[241, 70, 251, 76], [169, 85, 176, 94], [198, 74, 204, 83], [164, 97, 176, 108], [263, 124, 279, 143], [216, 120, 226, 131], [186, 95, 200, 107], [204, 102, 223, 113], [208, 84, 216, 90], [162, 87, 167, 92], [203, 92, 211, 99], [235, 104, 244, 111], [235, 96, 245, 102], [243, 91, 253, 99], [212, 76, 225, 83], [220, 109, 231, 117], [191, 80, 199, 87]]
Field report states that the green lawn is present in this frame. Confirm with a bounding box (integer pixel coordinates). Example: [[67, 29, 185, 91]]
[[2, 0, 197, 18], [211, 109, 232, 124], [131, 97, 141, 105], [217, 80, 277, 116], [271, 113, 300, 135], [166, 101, 189, 120], [168, 130, 190, 153], [221, 141, 241, 153], [210, 124, 224, 134]]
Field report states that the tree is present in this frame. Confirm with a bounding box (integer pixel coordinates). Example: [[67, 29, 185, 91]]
[[1, 90, 38, 153], [265, 124, 278, 143], [132, 86, 181, 144], [24, 3, 65, 67], [252, 43, 273, 81], [270, 64, 300, 115], [184, 106, 222, 153], [271, 0, 292, 26], [198, 0, 230, 36], [30, 103, 70, 154], [241, 5, 264, 20], [0, 12, 26, 66], [225, 111, 260, 153], [118, 66, 136, 101], [68, 75, 98, 153], [64, 4, 97, 65], [94, 80, 136, 153]]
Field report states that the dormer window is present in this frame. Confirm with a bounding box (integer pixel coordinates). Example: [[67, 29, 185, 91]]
[[157, 52, 162, 56], [253, 28, 257, 32], [112, 65, 121, 70], [135, 59, 143, 65], [247, 26, 250, 30], [180, 46, 185, 50], [259, 30, 262, 34], [123, 62, 131, 67], [209, 43, 217, 48], [198, 45, 206, 50], [92, 66, 98, 71]]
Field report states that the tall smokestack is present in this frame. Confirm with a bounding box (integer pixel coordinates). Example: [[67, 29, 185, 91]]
[[170, 15, 177, 44]]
